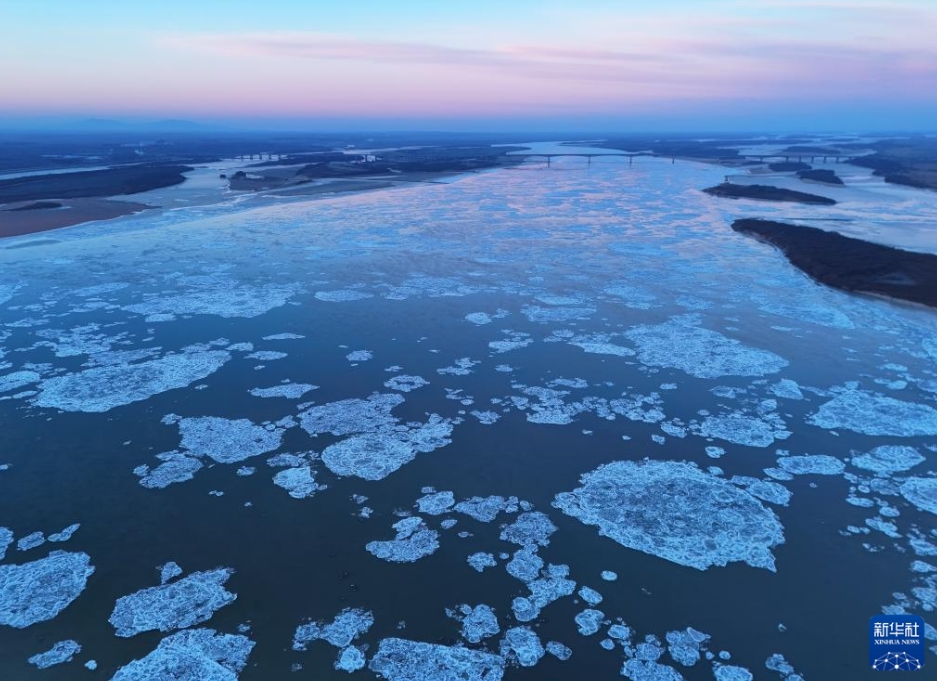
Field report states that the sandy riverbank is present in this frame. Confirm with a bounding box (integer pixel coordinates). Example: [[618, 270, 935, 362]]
[[0, 198, 152, 238]]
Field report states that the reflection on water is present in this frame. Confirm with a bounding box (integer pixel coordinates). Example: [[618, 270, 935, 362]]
[[1, 147, 936, 680]]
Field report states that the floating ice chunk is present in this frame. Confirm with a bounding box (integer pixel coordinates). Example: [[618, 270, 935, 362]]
[[416, 491, 455, 515], [578, 586, 603, 605], [263, 333, 305, 340], [28, 639, 81, 669], [109, 568, 237, 637], [369, 637, 505, 681], [136, 452, 203, 489], [293, 608, 374, 650], [765, 653, 800, 676], [900, 478, 937, 515], [322, 415, 453, 481], [335, 645, 366, 672], [160, 562, 183, 584], [610, 393, 665, 423], [458, 605, 500, 643], [777, 455, 844, 476], [511, 597, 540, 622], [441, 519, 458, 530], [808, 389, 937, 436], [625, 317, 787, 379], [177, 416, 284, 464], [249, 383, 317, 399], [273, 466, 323, 499], [506, 548, 543, 583], [48, 523, 80, 543], [246, 350, 287, 361], [366, 518, 440, 563], [0, 528, 12, 561], [705, 446, 726, 459], [852, 446, 924, 475], [697, 412, 789, 448], [227, 342, 254, 352], [0, 370, 40, 393], [666, 627, 708, 666], [466, 313, 492, 325], [17, 531, 45, 552], [346, 350, 373, 362], [769, 380, 804, 401], [467, 553, 497, 572], [500, 512, 556, 547], [126, 282, 300, 318], [601, 571, 618, 581], [489, 333, 533, 354], [85, 660, 97, 670], [385, 375, 429, 392], [554, 461, 785, 571], [454, 496, 519, 523], [35, 350, 230, 412], [575, 609, 605, 636], [0, 551, 94, 628], [621, 659, 684, 681], [714, 664, 754, 681], [523, 305, 595, 323], [438, 357, 481, 376], [732, 478, 791, 506], [471, 410, 500, 425], [570, 334, 635, 357], [300, 394, 404, 437], [315, 290, 373, 302], [500, 626, 544, 667], [609, 624, 631, 641], [546, 641, 572, 660], [110, 627, 254, 681], [526, 569, 576, 610]]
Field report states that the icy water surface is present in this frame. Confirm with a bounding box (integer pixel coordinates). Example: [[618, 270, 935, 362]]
[[1, 150, 937, 680]]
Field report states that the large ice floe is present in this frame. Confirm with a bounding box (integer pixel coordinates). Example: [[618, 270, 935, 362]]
[[900, 478, 937, 515], [110, 628, 254, 681], [0, 551, 94, 628], [500, 626, 544, 667], [807, 388, 937, 436], [124, 282, 301, 319], [451, 604, 500, 644], [176, 416, 284, 463], [109, 568, 237, 637], [624, 316, 787, 379], [366, 517, 440, 562], [28, 639, 81, 669], [553, 461, 785, 571], [273, 466, 324, 499], [293, 607, 374, 650], [852, 446, 925, 475], [34, 350, 230, 412], [369, 638, 505, 681], [776, 455, 845, 476], [303, 394, 454, 480]]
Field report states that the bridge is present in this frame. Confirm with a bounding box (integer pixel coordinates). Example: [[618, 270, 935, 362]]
[[512, 153, 652, 166]]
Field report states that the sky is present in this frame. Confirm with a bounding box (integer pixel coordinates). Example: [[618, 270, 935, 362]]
[[1, 0, 936, 132]]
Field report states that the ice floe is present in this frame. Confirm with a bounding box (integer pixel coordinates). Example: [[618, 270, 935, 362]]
[[366, 517, 440, 563], [776, 454, 844, 476], [0, 370, 40, 393], [110, 628, 254, 681], [554, 461, 785, 571], [500, 512, 556, 547], [293, 607, 374, 650], [666, 627, 708, 666], [176, 416, 284, 464], [500, 626, 544, 667], [385, 374, 429, 392], [369, 638, 505, 681], [696, 412, 790, 448], [136, 452, 203, 489], [17, 531, 45, 552], [346, 350, 373, 362], [48, 523, 80, 543], [455, 604, 500, 643], [545, 641, 572, 660], [125, 282, 300, 319], [852, 446, 925, 475], [900, 478, 937, 515], [300, 393, 404, 437], [808, 388, 937, 436], [109, 568, 237, 637], [467, 552, 497, 572], [455, 495, 519, 523], [249, 383, 317, 399], [416, 490, 455, 515], [0, 551, 94, 628], [335, 645, 366, 672], [28, 639, 81, 669], [315, 290, 373, 302], [0, 528, 12, 561], [625, 317, 787, 379], [273, 466, 324, 499], [35, 350, 230, 412]]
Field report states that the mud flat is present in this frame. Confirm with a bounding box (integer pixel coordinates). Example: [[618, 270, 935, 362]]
[[704, 183, 836, 205]]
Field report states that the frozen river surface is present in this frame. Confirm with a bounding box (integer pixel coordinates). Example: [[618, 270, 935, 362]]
[[1, 147, 937, 680]]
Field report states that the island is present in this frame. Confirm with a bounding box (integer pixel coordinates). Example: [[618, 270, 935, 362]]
[[796, 169, 844, 185], [731, 218, 937, 309], [703, 183, 836, 205]]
